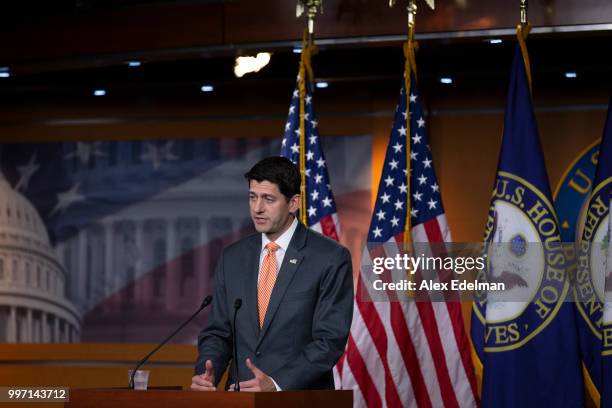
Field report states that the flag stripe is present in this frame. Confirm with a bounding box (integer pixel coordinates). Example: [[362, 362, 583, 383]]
[[334, 350, 345, 384], [350, 300, 389, 406], [346, 325, 383, 407], [320, 213, 340, 241], [365, 242, 435, 407], [424, 216, 479, 403], [355, 280, 404, 407], [390, 301, 434, 408], [415, 301, 461, 408], [356, 251, 418, 408], [341, 349, 373, 408], [365, 246, 424, 408], [361, 242, 441, 408]]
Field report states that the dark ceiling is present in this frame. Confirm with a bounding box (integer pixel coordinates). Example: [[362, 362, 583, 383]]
[[0, 0, 610, 114], [0, 33, 610, 104], [2, 0, 226, 17]]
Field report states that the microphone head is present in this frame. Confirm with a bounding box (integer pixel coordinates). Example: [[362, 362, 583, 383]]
[[200, 295, 213, 309], [234, 298, 242, 309]]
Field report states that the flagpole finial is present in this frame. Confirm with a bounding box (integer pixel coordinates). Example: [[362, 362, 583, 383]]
[[297, 0, 323, 40], [408, 0, 417, 31], [520, 0, 528, 25], [388, 0, 434, 37]]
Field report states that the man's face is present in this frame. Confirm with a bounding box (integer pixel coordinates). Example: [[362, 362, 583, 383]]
[[249, 180, 299, 240]]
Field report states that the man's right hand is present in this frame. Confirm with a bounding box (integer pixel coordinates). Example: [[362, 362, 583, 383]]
[[191, 360, 216, 391]]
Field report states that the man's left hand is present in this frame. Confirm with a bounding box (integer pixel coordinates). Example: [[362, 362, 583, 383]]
[[228, 358, 277, 392]]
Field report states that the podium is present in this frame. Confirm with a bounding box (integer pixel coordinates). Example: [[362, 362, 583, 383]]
[[65, 389, 353, 408]]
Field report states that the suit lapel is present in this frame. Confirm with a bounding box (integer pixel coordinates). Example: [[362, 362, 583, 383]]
[[244, 236, 261, 341], [257, 222, 308, 347]]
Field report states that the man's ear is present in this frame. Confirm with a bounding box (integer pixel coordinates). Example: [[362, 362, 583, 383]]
[[288, 194, 300, 213]]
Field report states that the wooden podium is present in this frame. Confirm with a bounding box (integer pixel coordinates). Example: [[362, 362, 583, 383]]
[[65, 389, 353, 408]]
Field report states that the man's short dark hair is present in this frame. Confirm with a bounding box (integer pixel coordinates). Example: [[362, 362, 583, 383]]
[[244, 156, 301, 201]]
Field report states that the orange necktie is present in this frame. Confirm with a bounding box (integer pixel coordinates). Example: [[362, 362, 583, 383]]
[[258, 242, 280, 328]]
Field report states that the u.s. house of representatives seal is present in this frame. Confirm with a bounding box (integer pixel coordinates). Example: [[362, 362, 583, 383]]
[[575, 178, 610, 338], [473, 171, 570, 352], [552, 140, 611, 348], [554, 140, 599, 243]]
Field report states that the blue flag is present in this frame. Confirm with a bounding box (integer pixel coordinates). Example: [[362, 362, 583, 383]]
[[602, 99, 612, 408], [471, 44, 584, 407], [576, 96, 612, 407]]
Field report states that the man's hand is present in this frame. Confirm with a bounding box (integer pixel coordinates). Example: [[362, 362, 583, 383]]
[[191, 360, 216, 391], [228, 358, 277, 392]]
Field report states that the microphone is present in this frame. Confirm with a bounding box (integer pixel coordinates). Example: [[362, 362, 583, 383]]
[[129, 295, 213, 389], [232, 298, 242, 392]]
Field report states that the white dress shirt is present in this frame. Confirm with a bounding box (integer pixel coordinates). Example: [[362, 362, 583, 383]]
[[258, 216, 298, 282]]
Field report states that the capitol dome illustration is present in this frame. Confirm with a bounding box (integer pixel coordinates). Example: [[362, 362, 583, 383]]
[[0, 171, 80, 343]]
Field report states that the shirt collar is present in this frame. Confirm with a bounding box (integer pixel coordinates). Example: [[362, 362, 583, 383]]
[[261, 216, 298, 253]]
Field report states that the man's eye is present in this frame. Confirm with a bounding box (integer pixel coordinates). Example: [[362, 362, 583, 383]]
[[265, 197, 275, 203]]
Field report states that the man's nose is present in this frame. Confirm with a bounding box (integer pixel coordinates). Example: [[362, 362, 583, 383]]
[[253, 198, 264, 212]]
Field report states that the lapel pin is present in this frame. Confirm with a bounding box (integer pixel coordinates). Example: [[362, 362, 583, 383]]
[[289, 258, 298, 264]]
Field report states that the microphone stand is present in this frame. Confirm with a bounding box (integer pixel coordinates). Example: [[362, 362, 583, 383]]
[[129, 295, 213, 389], [232, 298, 242, 392]]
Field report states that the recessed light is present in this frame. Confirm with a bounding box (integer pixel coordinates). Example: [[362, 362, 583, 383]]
[[440, 77, 453, 85], [489, 39, 503, 44], [201, 85, 214, 92], [0, 67, 10, 78], [127, 61, 141, 67], [565, 72, 577, 78], [93, 89, 107, 96], [315, 81, 329, 89], [293, 48, 302, 54]]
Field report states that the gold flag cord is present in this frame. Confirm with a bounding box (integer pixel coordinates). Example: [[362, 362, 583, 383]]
[[516, 23, 532, 95], [403, 26, 418, 247], [298, 29, 318, 225]]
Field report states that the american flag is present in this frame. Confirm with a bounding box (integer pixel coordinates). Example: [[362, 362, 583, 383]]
[[338, 73, 478, 407], [279, 60, 346, 384], [279, 73, 340, 241]]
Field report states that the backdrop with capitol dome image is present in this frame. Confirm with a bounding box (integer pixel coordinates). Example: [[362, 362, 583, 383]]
[[0, 136, 372, 345]]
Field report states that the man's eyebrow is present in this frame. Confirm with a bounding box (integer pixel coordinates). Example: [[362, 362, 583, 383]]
[[248, 191, 276, 198]]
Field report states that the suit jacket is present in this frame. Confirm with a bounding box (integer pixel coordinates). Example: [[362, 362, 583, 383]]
[[195, 221, 353, 390]]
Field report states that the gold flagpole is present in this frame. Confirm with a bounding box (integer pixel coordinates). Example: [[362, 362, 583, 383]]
[[404, 0, 416, 247], [389, 0, 434, 247], [516, 0, 532, 94], [296, 1, 322, 225]]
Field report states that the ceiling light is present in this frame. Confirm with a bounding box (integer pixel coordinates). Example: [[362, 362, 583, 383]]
[[234, 52, 272, 78], [315, 81, 329, 89], [565, 72, 577, 78], [93, 89, 107, 96], [0, 67, 10, 78], [127, 61, 141, 67], [200, 85, 214, 92], [293, 48, 302, 54], [440, 77, 453, 84], [489, 38, 503, 44]]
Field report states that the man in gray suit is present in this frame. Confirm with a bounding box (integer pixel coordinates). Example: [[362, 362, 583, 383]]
[[191, 156, 353, 391]]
